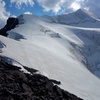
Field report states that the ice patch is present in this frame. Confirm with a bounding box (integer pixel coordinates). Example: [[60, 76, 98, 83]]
[[8, 31, 25, 41]]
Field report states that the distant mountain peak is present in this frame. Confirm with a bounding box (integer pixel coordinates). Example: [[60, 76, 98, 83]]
[[76, 8, 87, 13], [75, 8, 92, 19], [75, 8, 97, 20], [52, 8, 100, 27]]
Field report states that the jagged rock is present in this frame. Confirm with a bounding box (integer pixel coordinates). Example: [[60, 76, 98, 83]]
[[0, 17, 19, 37], [6, 18, 19, 30], [23, 66, 38, 74], [0, 59, 83, 100], [50, 79, 61, 85], [0, 28, 8, 37]]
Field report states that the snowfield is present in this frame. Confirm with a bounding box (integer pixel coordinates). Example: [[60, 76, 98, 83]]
[[0, 9, 100, 100]]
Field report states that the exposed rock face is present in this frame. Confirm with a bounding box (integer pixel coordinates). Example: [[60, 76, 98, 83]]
[[0, 17, 19, 37], [0, 59, 83, 100]]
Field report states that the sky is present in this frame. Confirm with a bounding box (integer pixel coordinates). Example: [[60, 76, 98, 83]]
[[0, 0, 100, 28]]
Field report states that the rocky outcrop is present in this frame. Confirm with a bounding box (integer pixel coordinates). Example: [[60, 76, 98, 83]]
[[0, 17, 19, 37], [0, 58, 83, 100]]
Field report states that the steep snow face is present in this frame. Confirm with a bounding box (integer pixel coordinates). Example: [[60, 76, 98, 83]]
[[75, 30, 100, 78], [0, 12, 100, 100]]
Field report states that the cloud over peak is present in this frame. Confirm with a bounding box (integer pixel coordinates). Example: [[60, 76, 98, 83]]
[[36, 0, 100, 17]]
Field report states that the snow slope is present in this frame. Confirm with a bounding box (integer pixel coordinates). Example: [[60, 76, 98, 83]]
[[0, 9, 100, 100]]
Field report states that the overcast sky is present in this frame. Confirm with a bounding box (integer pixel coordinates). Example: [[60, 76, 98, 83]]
[[0, 0, 100, 28]]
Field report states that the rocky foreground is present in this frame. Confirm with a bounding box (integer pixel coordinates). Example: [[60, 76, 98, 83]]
[[0, 58, 83, 100]]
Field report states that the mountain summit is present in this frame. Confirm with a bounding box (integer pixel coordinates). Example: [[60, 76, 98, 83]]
[[53, 9, 100, 27], [74, 9, 95, 19]]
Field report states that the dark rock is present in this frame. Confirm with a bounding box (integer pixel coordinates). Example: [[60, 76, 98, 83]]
[[0, 28, 8, 37], [23, 66, 38, 74], [7, 18, 18, 29], [53, 85, 63, 96], [50, 79, 61, 85], [0, 17, 19, 37], [0, 58, 83, 100]]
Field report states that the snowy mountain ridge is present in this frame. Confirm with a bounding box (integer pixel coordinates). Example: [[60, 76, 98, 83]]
[[42, 9, 100, 28], [0, 9, 100, 100]]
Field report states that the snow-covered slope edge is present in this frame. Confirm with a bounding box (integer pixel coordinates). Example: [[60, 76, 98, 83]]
[[0, 58, 82, 100], [0, 10, 100, 100]]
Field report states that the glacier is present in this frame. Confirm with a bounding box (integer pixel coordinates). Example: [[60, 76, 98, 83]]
[[0, 9, 100, 100]]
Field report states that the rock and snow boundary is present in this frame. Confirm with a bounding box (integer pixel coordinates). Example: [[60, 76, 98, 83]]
[[0, 56, 82, 100]]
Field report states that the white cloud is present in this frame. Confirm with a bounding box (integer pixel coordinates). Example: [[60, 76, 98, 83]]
[[24, 11, 32, 15], [0, 0, 10, 28], [70, 2, 81, 11], [37, 0, 65, 13], [37, 0, 83, 13], [10, 0, 34, 9], [37, 0, 100, 17]]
